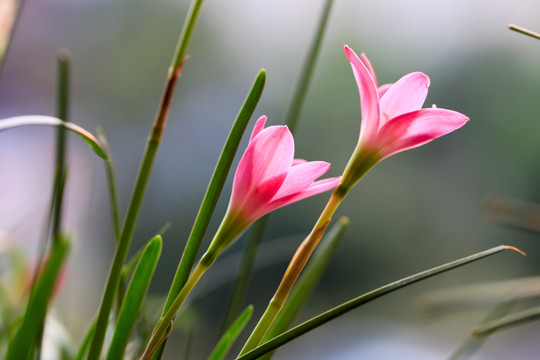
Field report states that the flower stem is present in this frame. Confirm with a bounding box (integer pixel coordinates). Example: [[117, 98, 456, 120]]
[[239, 185, 346, 355]]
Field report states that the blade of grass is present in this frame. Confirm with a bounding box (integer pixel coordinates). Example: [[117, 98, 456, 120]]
[[508, 24, 540, 40], [473, 303, 540, 338], [52, 48, 70, 238], [259, 217, 348, 360], [236, 245, 524, 360], [208, 305, 253, 360], [107, 236, 162, 360], [162, 69, 265, 314], [450, 300, 516, 360], [0, 116, 106, 159], [221, 0, 335, 332], [6, 234, 70, 360], [88, 22, 189, 359]]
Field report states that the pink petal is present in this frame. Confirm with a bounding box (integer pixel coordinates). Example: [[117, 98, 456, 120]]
[[360, 53, 378, 87], [376, 108, 469, 159], [249, 116, 267, 142], [292, 158, 307, 166], [274, 161, 331, 199], [344, 46, 380, 145], [378, 83, 392, 98], [259, 177, 341, 219], [379, 72, 430, 128], [230, 125, 294, 211]]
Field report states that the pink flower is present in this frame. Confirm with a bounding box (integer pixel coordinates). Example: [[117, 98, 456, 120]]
[[227, 116, 340, 226], [344, 45, 469, 161]]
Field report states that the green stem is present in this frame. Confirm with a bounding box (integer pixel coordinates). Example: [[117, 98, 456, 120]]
[[52, 48, 70, 238], [86, 54, 184, 360], [171, 0, 206, 71], [221, 216, 268, 332], [239, 185, 346, 355]]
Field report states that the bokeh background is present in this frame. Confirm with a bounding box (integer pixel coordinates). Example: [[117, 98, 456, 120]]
[[2, 0, 540, 358]]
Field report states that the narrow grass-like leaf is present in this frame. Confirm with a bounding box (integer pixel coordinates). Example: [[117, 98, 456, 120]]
[[473, 303, 540, 338], [450, 300, 516, 360], [0, 116, 106, 159], [52, 49, 70, 238], [107, 236, 162, 360], [6, 234, 70, 360], [508, 24, 540, 40], [236, 245, 524, 360], [164, 70, 266, 314], [259, 217, 348, 360], [208, 305, 253, 360]]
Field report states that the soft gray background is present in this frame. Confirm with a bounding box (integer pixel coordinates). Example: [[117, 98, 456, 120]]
[[2, 0, 540, 358]]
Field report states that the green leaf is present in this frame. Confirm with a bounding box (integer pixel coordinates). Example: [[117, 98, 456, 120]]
[[6, 234, 70, 360], [450, 300, 516, 360], [260, 217, 348, 360], [236, 245, 524, 360], [473, 303, 540, 338], [163, 69, 266, 314], [106, 236, 162, 360], [0, 116, 107, 159], [208, 306, 253, 360]]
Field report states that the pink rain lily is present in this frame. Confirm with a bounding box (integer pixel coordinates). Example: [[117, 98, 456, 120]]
[[208, 116, 340, 254], [229, 116, 340, 225], [344, 45, 469, 162]]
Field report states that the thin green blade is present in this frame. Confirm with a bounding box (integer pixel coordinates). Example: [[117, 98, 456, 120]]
[[0, 115, 107, 158], [208, 305, 253, 360], [107, 236, 162, 360], [236, 245, 524, 360]]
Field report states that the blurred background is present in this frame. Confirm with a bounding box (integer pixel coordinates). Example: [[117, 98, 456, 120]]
[[2, 0, 540, 358]]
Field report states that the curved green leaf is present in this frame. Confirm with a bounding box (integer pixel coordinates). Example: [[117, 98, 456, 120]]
[[236, 245, 524, 360], [106, 236, 162, 360], [208, 305, 253, 360], [0, 115, 107, 158]]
